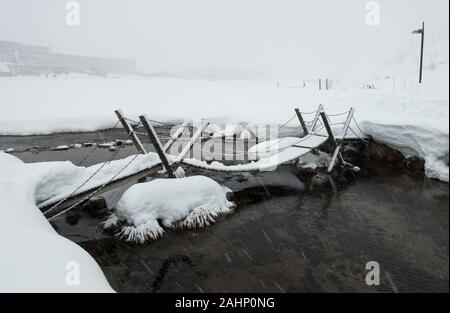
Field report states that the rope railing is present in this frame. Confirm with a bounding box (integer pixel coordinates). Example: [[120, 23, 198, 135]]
[[326, 110, 350, 117], [253, 126, 309, 153], [352, 116, 367, 138], [43, 130, 135, 217], [298, 110, 318, 115], [349, 126, 369, 143], [47, 153, 142, 221], [278, 114, 297, 129], [76, 120, 122, 166]]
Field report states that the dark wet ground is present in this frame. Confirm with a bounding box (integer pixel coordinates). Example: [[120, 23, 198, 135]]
[[2, 128, 448, 293]]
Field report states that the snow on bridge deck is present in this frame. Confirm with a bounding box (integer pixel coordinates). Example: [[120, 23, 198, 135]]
[[183, 133, 329, 172]]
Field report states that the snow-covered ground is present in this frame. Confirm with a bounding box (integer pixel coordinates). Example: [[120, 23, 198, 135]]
[[0, 152, 114, 292], [1, 69, 448, 181]]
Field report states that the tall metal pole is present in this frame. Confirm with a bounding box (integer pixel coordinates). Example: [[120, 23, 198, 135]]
[[419, 21, 425, 84]]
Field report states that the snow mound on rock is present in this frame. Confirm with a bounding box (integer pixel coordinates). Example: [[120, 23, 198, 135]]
[[104, 176, 234, 243]]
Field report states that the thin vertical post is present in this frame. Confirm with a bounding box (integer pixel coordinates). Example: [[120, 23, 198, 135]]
[[115, 110, 147, 154], [139, 115, 175, 178], [222, 135, 226, 160], [328, 146, 341, 173], [320, 111, 336, 149], [322, 109, 340, 173], [310, 104, 324, 132], [419, 21, 425, 84], [339, 108, 355, 140], [233, 134, 237, 161], [294, 108, 309, 136], [244, 138, 249, 162]]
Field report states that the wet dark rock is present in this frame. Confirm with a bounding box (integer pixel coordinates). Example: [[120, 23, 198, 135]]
[[360, 140, 428, 177], [236, 177, 248, 183], [80, 197, 108, 218], [342, 142, 365, 164], [405, 156, 425, 172], [66, 214, 82, 225], [225, 191, 236, 202], [27, 147, 42, 154], [366, 141, 405, 164], [309, 172, 333, 192], [297, 166, 317, 182]]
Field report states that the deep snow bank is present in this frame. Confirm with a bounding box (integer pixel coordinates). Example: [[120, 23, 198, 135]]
[[104, 176, 234, 243], [0, 152, 114, 292]]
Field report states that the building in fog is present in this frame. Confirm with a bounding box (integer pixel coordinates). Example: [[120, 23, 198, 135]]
[[0, 40, 136, 76]]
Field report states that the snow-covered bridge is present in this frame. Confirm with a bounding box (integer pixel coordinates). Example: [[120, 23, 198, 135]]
[[38, 107, 362, 220]]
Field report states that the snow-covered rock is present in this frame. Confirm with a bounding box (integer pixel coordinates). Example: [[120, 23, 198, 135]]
[[54, 145, 70, 150], [98, 142, 115, 148], [104, 176, 234, 243]]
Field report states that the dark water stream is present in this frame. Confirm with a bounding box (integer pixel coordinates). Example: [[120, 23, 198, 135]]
[[2, 129, 448, 293]]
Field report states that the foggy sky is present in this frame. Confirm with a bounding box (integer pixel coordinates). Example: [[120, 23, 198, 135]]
[[0, 0, 448, 79]]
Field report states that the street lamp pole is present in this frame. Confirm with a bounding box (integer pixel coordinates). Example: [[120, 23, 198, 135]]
[[412, 21, 425, 83]]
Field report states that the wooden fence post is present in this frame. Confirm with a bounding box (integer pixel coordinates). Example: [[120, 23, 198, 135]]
[[339, 108, 355, 140], [244, 138, 249, 161], [222, 135, 226, 160], [310, 104, 324, 132], [294, 108, 309, 136], [115, 110, 147, 154], [139, 115, 175, 178], [320, 111, 336, 150], [233, 134, 237, 161]]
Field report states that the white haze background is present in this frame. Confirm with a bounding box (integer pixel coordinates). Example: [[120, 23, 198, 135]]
[[0, 0, 448, 79]]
